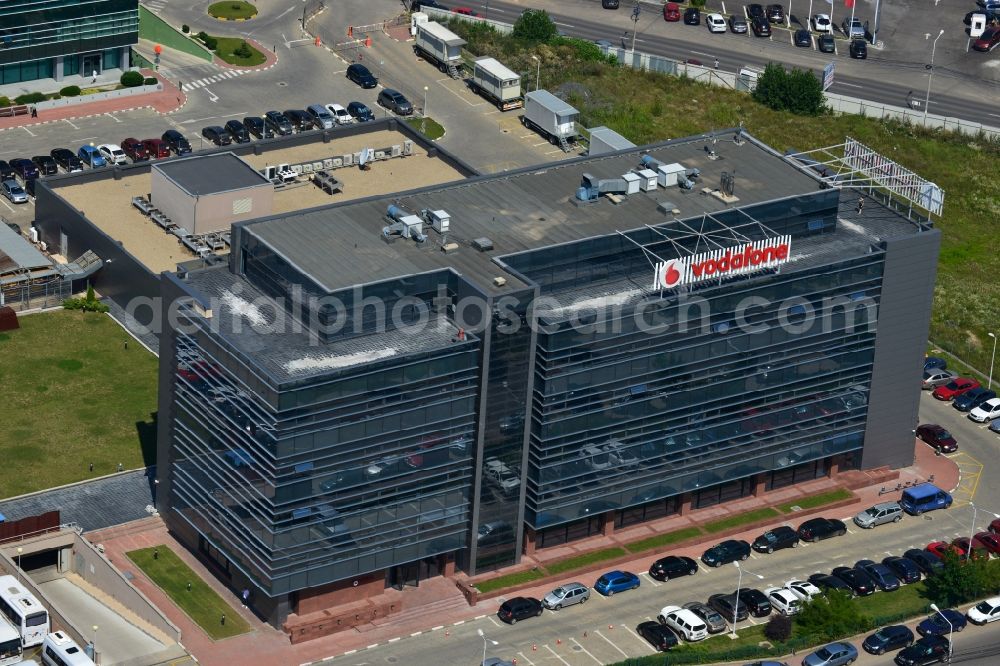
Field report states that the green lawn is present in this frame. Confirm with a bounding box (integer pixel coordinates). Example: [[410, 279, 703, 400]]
[[624, 526, 703, 553], [207, 1, 257, 20], [212, 37, 265, 66], [405, 117, 446, 140], [127, 546, 251, 639], [862, 582, 932, 623], [778, 488, 854, 514], [473, 567, 546, 594], [0, 311, 157, 498], [704, 507, 780, 533], [545, 546, 626, 575]]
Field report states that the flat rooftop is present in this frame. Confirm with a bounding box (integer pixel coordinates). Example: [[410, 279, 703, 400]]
[[243, 131, 840, 295], [153, 152, 269, 196], [51, 129, 466, 274]]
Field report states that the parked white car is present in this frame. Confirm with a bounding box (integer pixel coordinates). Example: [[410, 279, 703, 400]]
[[969, 398, 1000, 423], [706, 13, 728, 33], [657, 605, 708, 641], [325, 103, 354, 125], [97, 143, 128, 165], [784, 579, 822, 602], [765, 587, 802, 615], [967, 596, 1000, 625], [812, 13, 832, 32]]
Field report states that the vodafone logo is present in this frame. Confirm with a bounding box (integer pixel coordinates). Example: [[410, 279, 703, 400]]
[[653, 236, 792, 290]]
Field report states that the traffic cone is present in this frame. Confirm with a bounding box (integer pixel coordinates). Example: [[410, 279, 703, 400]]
[[315, 35, 321, 47], [364, 35, 372, 47], [531, 644, 537, 651], [348, 26, 353, 37]]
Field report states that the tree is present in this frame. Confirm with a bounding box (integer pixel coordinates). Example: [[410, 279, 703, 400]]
[[764, 613, 792, 642], [513, 9, 558, 43], [752, 62, 825, 116], [120, 70, 145, 87], [795, 590, 872, 641], [924, 551, 1000, 607]]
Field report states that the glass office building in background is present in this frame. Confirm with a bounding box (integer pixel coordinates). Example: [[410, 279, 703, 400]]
[[157, 132, 940, 631], [0, 0, 138, 86]]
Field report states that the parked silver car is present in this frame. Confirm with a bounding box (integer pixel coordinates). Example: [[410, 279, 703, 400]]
[[1, 179, 28, 204], [542, 582, 590, 610], [922, 368, 957, 389], [854, 501, 903, 529]]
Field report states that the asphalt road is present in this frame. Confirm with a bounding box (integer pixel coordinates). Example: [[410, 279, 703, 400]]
[[459, 0, 1000, 124]]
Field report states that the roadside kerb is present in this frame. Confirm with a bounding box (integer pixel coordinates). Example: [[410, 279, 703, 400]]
[[461, 492, 861, 603]]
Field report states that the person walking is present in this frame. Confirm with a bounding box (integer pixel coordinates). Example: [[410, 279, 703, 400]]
[[856, 196, 864, 215]]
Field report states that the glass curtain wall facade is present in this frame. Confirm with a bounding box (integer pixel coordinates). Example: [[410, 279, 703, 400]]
[[0, 0, 138, 85], [165, 306, 480, 607]]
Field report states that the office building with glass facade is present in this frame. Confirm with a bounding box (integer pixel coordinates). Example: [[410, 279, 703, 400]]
[[156, 131, 939, 631], [0, 0, 138, 87]]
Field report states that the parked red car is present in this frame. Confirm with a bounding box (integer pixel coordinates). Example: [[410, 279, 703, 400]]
[[141, 138, 171, 159], [973, 26, 1000, 52], [121, 137, 149, 162], [932, 377, 980, 401], [991, 518, 1000, 535], [663, 2, 681, 21], [915, 424, 958, 453], [953, 536, 991, 560], [974, 531, 1000, 556], [926, 541, 964, 559]]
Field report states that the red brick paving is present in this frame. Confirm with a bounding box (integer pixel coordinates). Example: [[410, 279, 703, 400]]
[[84, 441, 957, 666]]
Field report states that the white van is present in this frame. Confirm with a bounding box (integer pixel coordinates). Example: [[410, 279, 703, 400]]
[[41, 631, 95, 666]]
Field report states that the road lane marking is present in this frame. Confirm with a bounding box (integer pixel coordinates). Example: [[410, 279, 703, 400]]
[[640, 572, 661, 587], [836, 82, 864, 88], [0, 199, 14, 213], [20, 126, 35, 137], [624, 623, 653, 650], [487, 615, 500, 626], [517, 652, 537, 666], [62, 119, 79, 130], [104, 112, 121, 123], [544, 644, 571, 666], [699, 563, 711, 573], [570, 637, 602, 664], [747, 616, 759, 625], [596, 630, 629, 657]]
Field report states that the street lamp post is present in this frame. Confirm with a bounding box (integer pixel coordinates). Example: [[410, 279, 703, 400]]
[[968, 503, 1000, 562], [630, 4, 640, 54], [929, 604, 953, 663], [476, 628, 498, 665], [15, 547, 22, 584], [92, 624, 99, 663], [422, 85, 429, 134], [731, 562, 765, 638], [530, 55, 540, 91], [988, 332, 997, 389], [923, 29, 944, 123]]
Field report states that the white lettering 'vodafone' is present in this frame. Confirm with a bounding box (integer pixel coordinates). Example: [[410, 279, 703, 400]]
[[653, 236, 792, 290]]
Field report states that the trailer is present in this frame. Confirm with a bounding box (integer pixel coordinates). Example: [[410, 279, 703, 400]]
[[413, 21, 466, 78], [520, 89, 579, 152], [470, 57, 523, 111]]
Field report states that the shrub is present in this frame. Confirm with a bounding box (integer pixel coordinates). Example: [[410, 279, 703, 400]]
[[196, 30, 209, 41], [59, 85, 81, 97], [0, 96, 10, 108], [512, 9, 558, 43], [203, 35, 218, 50], [182, 24, 190, 33], [751, 62, 825, 116], [690, 0, 706, 6], [764, 614, 792, 642], [14, 92, 46, 104], [143, 77, 158, 85], [63, 285, 109, 313], [120, 70, 145, 87], [795, 590, 873, 641], [234, 41, 253, 59]]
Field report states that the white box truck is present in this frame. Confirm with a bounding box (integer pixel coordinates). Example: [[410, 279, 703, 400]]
[[520, 90, 579, 149], [470, 57, 523, 111], [413, 21, 466, 77]]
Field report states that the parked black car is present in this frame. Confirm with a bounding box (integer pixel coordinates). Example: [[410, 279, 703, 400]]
[[862, 563, 901, 591], [30, 155, 58, 175], [766, 3, 785, 22], [161, 129, 192, 155], [346, 63, 378, 88], [903, 549, 944, 576], [49, 148, 84, 172], [797, 517, 847, 542], [953, 387, 997, 412], [882, 556, 923, 584], [746, 3, 766, 20], [201, 126, 232, 146], [752, 526, 799, 553], [701, 539, 751, 567], [636, 620, 678, 651], [348, 101, 375, 122], [224, 119, 250, 143], [808, 573, 856, 596], [9, 158, 38, 181], [794, 29, 812, 47], [735, 588, 772, 617], [894, 636, 950, 666], [831, 566, 875, 596], [849, 38, 868, 59], [243, 116, 274, 139], [264, 110, 294, 136], [683, 7, 701, 24], [708, 592, 748, 622], [284, 109, 315, 132], [377, 89, 414, 115], [648, 555, 698, 581], [863, 624, 915, 655], [751, 16, 772, 36], [497, 596, 543, 624], [818, 34, 836, 53]]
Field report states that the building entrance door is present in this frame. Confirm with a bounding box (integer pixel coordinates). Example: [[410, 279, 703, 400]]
[[82, 52, 101, 79]]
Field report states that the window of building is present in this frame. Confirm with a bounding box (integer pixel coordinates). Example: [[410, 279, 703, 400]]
[[536, 516, 603, 549], [693, 478, 753, 509], [614, 496, 679, 529]]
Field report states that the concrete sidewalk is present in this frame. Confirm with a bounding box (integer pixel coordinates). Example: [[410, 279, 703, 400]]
[[81, 440, 958, 666]]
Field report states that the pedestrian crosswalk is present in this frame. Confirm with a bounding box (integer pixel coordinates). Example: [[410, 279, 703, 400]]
[[181, 68, 249, 92], [143, 0, 168, 11]]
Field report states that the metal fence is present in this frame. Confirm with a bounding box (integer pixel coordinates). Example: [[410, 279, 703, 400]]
[[0, 279, 71, 312], [420, 6, 514, 35]]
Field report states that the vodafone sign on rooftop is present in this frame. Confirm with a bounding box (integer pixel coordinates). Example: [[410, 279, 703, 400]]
[[653, 236, 792, 290]]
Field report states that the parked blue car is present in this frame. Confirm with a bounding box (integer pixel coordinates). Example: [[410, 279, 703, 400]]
[[924, 356, 947, 371], [77, 144, 107, 167], [594, 570, 640, 596], [952, 387, 996, 412], [916, 608, 966, 637]]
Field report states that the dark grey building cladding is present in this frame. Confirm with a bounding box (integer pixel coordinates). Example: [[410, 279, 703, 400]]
[[154, 130, 939, 627]]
